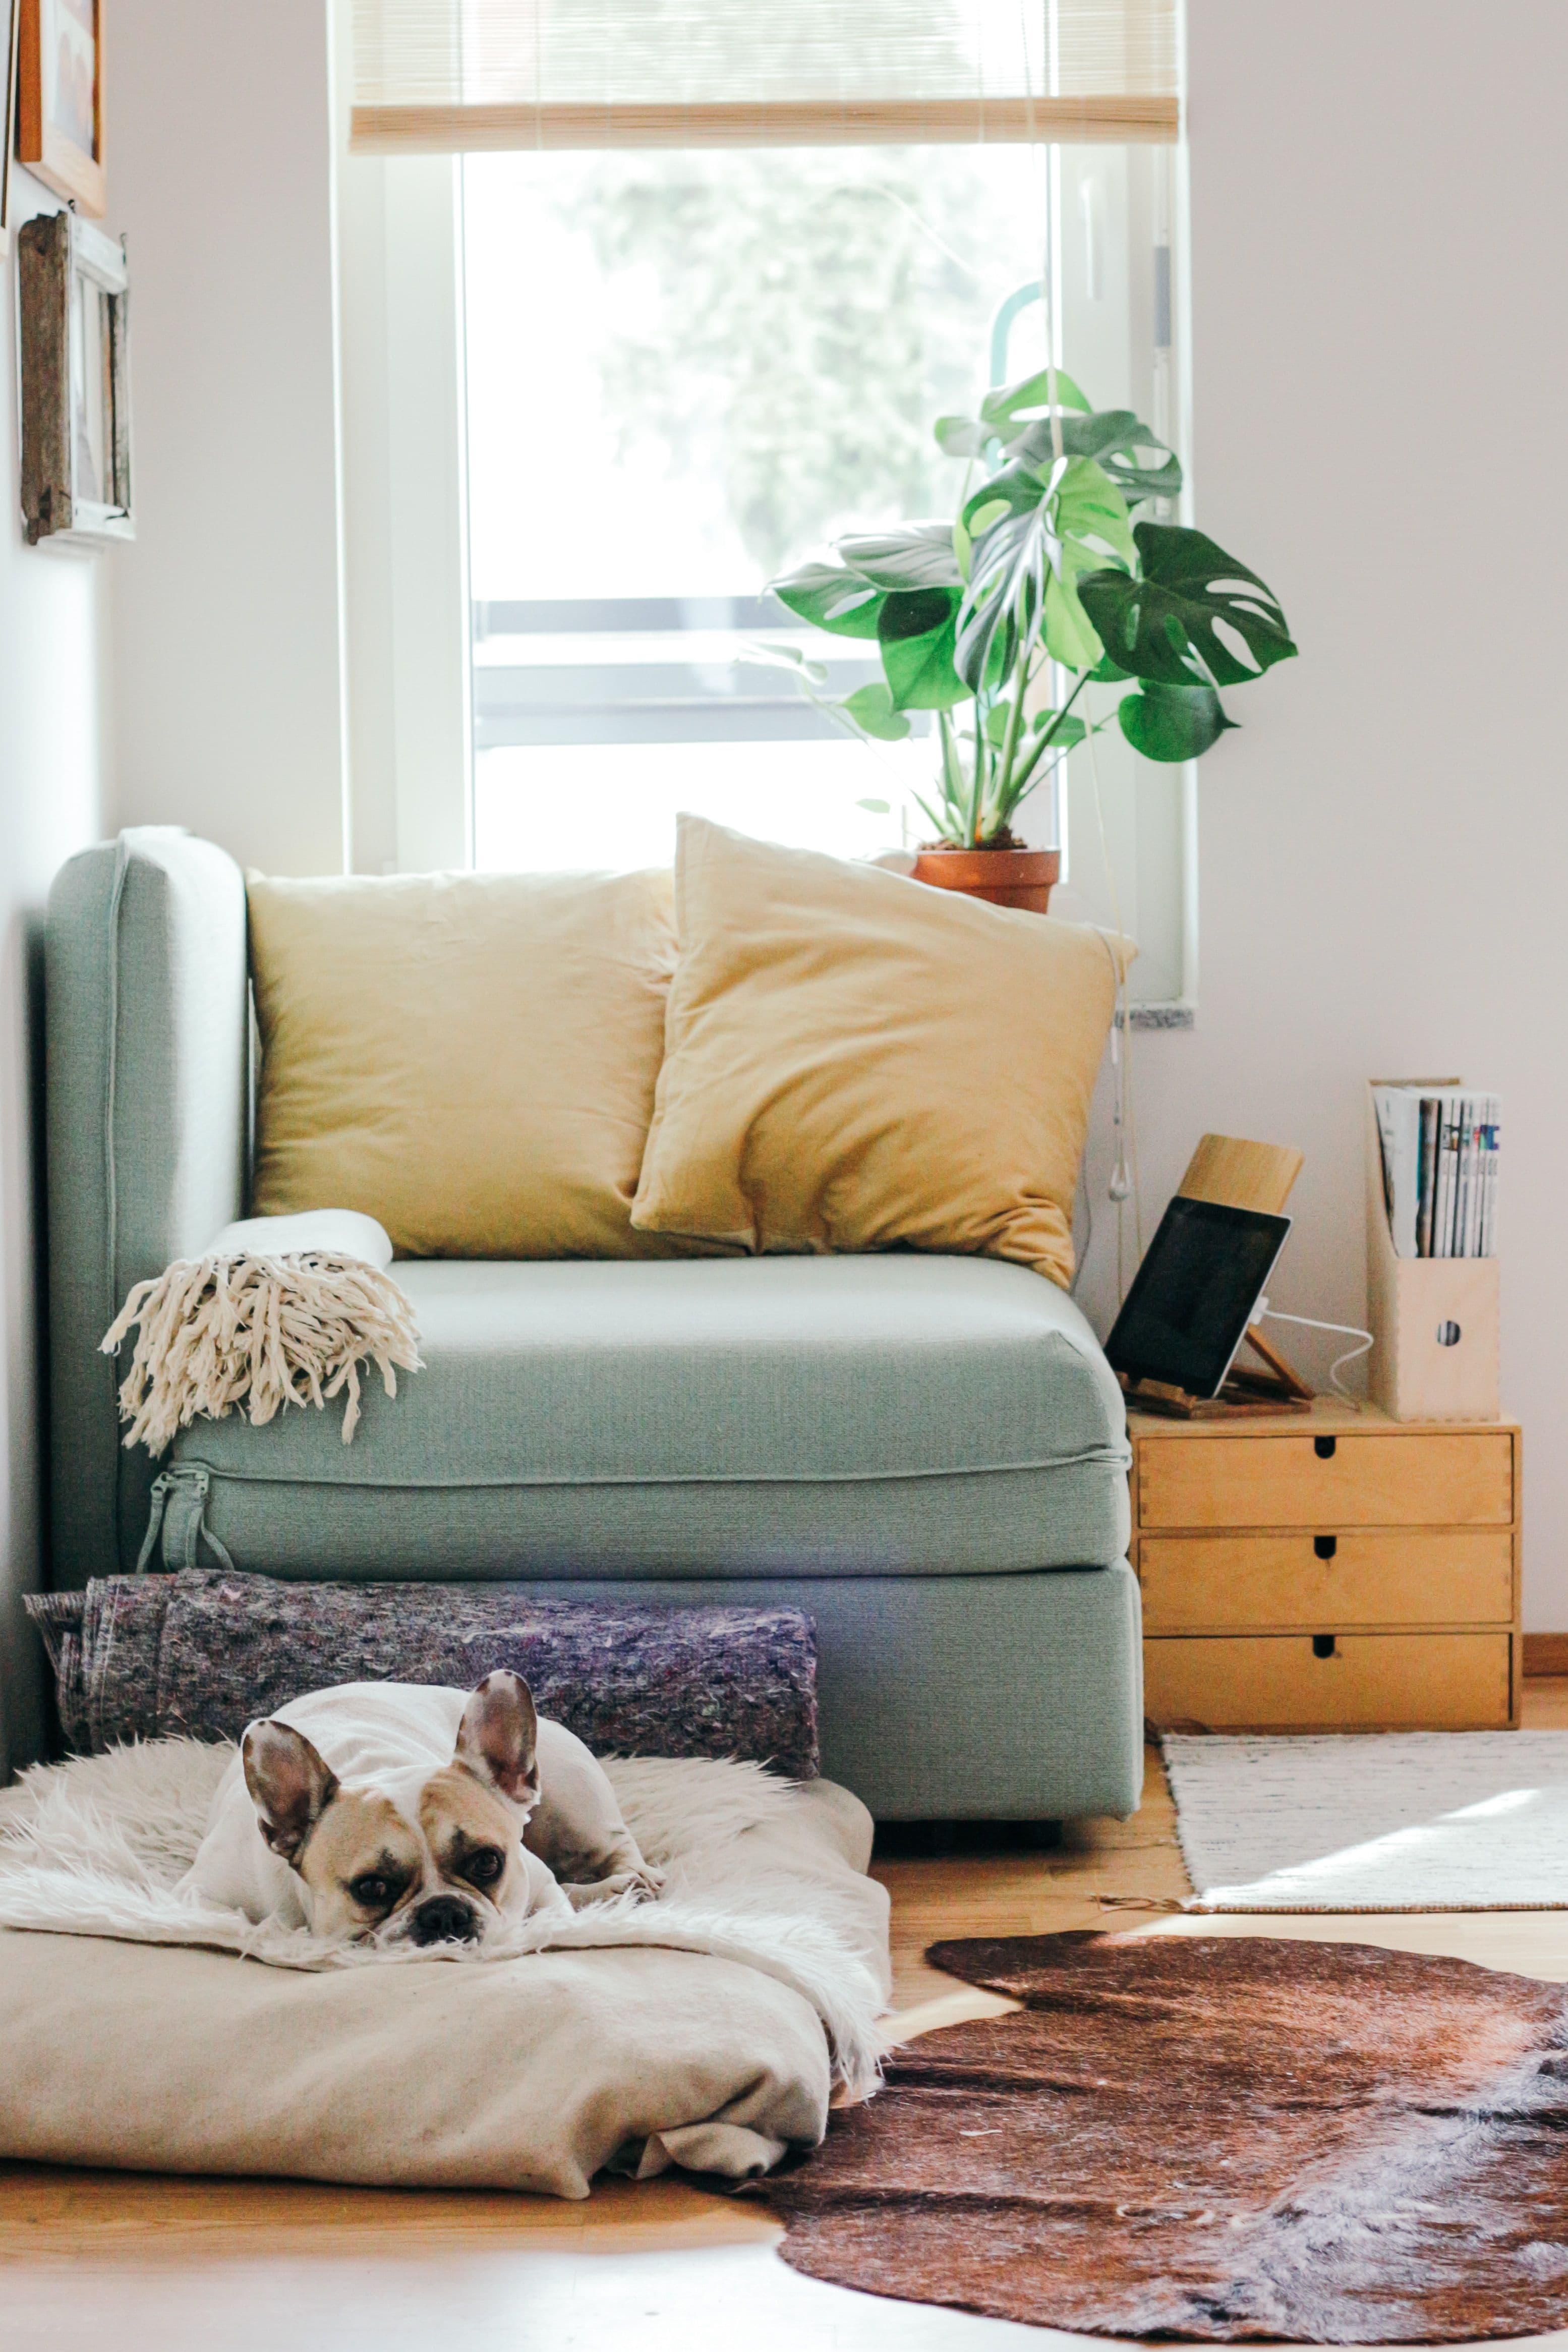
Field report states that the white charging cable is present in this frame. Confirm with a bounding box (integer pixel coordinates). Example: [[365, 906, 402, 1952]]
[[1088, 734, 1139, 1302], [1099, 931, 1133, 1207], [1253, 1297, 1375, 1404]]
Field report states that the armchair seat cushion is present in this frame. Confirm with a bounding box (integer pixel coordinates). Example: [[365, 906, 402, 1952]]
[[168, 1254, 1130, 1580]]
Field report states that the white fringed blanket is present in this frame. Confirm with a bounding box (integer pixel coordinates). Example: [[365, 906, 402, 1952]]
[[100, 1210, 422, 1453], [0, 1740, 890, 2194]]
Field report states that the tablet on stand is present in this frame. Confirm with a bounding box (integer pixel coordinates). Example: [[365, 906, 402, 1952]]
[[1104, 1196, 1312, 1419]]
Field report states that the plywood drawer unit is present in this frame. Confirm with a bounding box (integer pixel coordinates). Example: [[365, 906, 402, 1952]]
[[1130, 1406, 1522, 1732]]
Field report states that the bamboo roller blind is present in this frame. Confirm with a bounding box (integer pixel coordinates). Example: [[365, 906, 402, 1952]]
[[350, 0, 1180, 153]]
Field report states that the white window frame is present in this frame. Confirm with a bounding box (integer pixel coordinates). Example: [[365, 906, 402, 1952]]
[[334, 0, 472, 877]]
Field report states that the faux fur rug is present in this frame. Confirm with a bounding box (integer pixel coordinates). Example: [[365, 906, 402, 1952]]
[[766, 1931, 1568, 2340], [0, 1738, 888, 2095]]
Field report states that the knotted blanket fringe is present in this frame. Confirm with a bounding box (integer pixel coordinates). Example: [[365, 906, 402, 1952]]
[[101, 1250, 423, 1454]]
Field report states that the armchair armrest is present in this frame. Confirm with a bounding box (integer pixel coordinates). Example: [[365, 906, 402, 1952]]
[[46, 829, 249, 1586]]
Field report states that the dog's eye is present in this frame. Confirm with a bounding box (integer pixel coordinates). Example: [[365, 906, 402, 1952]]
[[349, 1873, 393, 1908], [463, 1847, 504, 1889]]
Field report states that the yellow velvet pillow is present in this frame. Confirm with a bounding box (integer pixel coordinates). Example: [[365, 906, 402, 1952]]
[[631, 817, 1131, 1288], [249, 868, 679, 1258]]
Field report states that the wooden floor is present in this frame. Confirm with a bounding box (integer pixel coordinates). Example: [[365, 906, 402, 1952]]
[[9, 1688, 1568, 2351]]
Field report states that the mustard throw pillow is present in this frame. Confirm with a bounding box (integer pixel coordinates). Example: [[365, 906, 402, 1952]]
[[630, 817, 1132, 1288], [249, 868, 678, 1258]]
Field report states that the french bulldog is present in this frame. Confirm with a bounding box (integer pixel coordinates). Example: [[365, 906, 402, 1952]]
[[181, 1671, 659, 1948]]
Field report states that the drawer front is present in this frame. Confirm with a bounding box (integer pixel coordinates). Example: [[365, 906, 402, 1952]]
[[1144, 1631, 1513, 1731], [1138, 1431, 1513, 1531], [1139, 1531, 1516, 1634]]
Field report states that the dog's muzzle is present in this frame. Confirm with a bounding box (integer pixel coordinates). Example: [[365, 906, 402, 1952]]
[[409, 1894, 480, 1946]]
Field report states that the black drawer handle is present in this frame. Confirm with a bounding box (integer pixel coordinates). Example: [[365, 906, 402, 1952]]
[[1314, 1535, 1338, 1561], [1312, 1634, 1338, 1660], [1314, 1436, 1338, 1460]]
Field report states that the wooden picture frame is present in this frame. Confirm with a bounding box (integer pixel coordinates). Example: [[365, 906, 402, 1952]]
[[18, 209, 131, 544], [16, 0, 103, 218], [1, 0, 22, 255]]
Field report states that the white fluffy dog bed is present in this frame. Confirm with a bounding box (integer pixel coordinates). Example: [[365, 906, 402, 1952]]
[[0, 1741, 890, 2196]]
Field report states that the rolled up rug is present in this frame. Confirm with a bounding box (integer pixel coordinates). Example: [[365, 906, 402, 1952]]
[[100, 1210, 422, 1454], [24, 1571, 821, 1779]]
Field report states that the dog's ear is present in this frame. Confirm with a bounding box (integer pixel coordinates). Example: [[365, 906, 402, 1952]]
[[242, 1719, 340, 1864], [454, 1670, 540, 1807]]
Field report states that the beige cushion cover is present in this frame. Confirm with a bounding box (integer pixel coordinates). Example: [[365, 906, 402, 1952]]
[[249, 868, 677, 1258], [0, 1770, 885, 2194], [632, 817, 1130, 1289]]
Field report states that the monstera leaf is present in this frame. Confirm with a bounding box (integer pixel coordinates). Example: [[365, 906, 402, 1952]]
[[979, 366, 1091, 433], [840, 681, 911, 740], [956, 449, 1127, 691], [878, 586, 966, 711], [1077, 524, 1298, 689], [773, 525, 960, 661], [961, 452, 1053, 540], [1117, 680, 1237, 762], [1008, 410, 1182, 507], [833, 522, 961, 591], [1054, 456, 1137, 572], [935, 367, 1091, 459], [955, 468, 1061, 695], [1041, 568, 1105, 670], [772, 559, 883, 639]]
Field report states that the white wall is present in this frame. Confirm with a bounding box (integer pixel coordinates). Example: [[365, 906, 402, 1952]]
[[1076, 1, 1568, 1623], [107, 0, 349, 878], [84, 0, 1568, 1622], [0, 178, 112, 1774]]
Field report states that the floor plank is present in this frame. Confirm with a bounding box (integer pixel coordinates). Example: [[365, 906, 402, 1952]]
[[8, 1686, 1568, 2347]]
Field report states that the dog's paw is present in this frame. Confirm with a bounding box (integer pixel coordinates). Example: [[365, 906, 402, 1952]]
[[561, 1865, 663, 1910]]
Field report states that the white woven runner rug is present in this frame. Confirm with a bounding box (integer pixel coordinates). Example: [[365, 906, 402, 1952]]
[[1163, 1732, 1568, 1911]]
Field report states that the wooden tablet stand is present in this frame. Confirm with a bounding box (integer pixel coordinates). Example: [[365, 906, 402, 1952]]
[[1121, 1323, 1314, 1419]]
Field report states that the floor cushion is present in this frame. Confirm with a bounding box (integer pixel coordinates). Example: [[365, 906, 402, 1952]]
[[0, 1743, 888, 2194], [0, 1932, 831, 2193], [164, 1254, 1131, 1578]]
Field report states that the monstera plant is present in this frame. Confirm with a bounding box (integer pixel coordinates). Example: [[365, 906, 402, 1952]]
[[770, 365, 1296, 897]]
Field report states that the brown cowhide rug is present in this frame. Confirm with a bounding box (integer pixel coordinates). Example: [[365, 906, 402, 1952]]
[[764, 1932, 1568, 2341]]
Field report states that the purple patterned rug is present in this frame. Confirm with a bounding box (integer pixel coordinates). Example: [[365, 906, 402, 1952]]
[[27, 1571, 818, 1777]]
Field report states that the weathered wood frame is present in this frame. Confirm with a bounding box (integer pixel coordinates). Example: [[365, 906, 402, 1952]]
[[19, 209, 133, 546], [16, 0, 105, 217]]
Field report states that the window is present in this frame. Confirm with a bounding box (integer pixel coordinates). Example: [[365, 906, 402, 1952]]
[[343, 1, 1192, 1011]]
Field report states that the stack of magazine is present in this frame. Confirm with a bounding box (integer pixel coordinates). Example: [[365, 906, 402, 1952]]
[[1372, 1084, 1500, 1260]]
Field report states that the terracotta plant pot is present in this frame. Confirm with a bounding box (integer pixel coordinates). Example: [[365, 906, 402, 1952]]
[[911, 845, 1061, 915]]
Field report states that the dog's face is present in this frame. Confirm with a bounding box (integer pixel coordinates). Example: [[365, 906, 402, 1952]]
[[241, 1671, 542, 1947]]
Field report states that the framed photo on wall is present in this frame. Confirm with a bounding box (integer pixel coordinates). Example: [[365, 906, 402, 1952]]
[[16, 0, 103, 218], [18, 209, 131, 544]]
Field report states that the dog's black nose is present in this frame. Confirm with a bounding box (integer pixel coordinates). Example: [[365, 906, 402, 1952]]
[[410, 1894, 479, 1946]]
